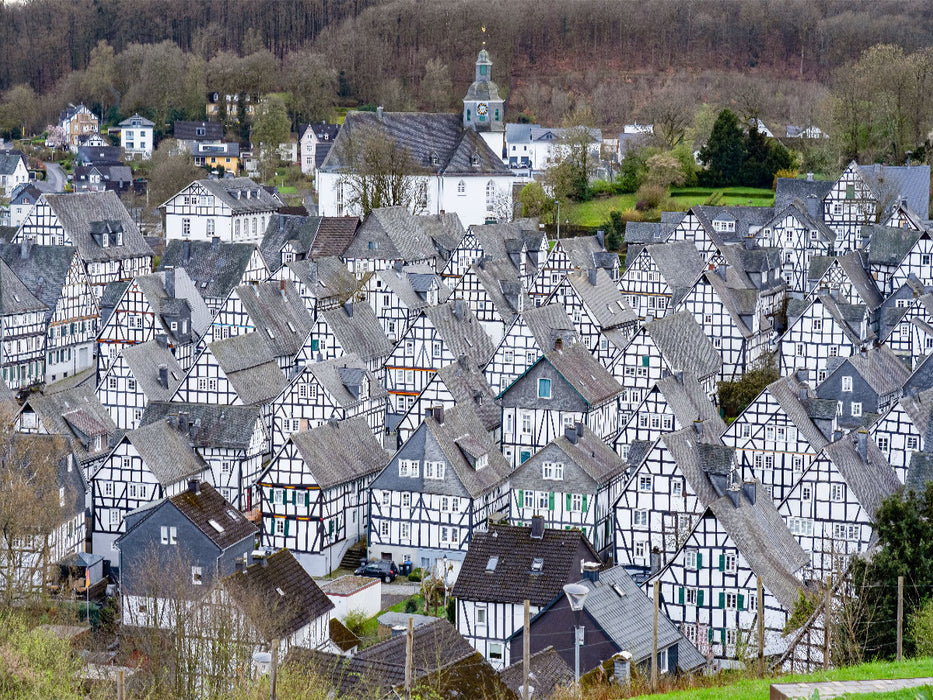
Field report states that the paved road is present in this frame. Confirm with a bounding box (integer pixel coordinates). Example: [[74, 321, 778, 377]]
[[41, 162, 66, 192]]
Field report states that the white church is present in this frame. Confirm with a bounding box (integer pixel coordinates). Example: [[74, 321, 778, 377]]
[[315, 44, 515, 227]]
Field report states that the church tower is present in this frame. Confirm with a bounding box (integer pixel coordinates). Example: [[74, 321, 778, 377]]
[[463, 30, 505, 156]]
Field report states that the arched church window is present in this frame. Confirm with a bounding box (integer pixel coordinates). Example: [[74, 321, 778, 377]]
[[457, 180, 466, 195], [486, 181, 496, 211]]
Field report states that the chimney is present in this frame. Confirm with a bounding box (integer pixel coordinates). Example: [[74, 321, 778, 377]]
[[742, 480, 757, 505], [432, 405, 444, 424], [177, 411, 189, 434], [650, 547, 661, 575], [693, 419, 703, 435], [478, 256, 485, 270], [576, 422, 583, 438], [530, 515, 545, 539], [452, 299, 464, 321], [799, 387, 807, 401], [158, 364, 168, 389], [588, 268, 598, 286], [613, 652, 633, 686], [376, 105, 384, 119], [164, 267, 175, 298], [343, 301, 354, 318], [565, 426, 579, 444], [805, 194, 821, 220], [717, 261, 728, 280], [183, 239, 192, 263], [596, 229, 605, 248], [581, 561, 600, 583], [279, 279, 286, 299], [554, 337, 563, 352], [188, 479, 201, 495], [806, 172, 814, 182], [856, 429, 868, 460], [19, 237, 30, 259], [744, 235, 755, 250]]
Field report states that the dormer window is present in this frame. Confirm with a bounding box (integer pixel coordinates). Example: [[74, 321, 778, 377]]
[[531, 557, 544, 572], [430, 152, 439, 166], [475, 453, 488, 470], [471, 153, 480, 167]]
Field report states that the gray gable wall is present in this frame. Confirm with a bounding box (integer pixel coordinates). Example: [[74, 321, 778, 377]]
[[371, 423, 470, 498], [499, 358, 589, 413]]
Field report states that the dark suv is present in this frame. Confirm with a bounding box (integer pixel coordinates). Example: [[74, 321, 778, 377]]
[[355, 560, 399, 583]]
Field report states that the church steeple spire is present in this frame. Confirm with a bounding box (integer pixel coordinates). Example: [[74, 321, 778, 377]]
[[463, 31, 504, 135]]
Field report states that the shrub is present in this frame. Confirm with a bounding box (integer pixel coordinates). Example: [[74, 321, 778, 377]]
[[634, 182, 668, 210], [717, 353, 780, 420], [407, 568, 422, 582], [909, 594, 933, 656], [404, 598, 418, 614], [343, 609, 369, 636]]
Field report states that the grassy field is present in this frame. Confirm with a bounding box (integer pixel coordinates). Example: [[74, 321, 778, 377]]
[[847, 686, 933, 699], [627, 658, 933, 700], [564, 186, 775, 227]]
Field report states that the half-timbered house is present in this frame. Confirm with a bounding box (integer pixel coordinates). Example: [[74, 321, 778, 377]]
[[0, 257, 47, 389], [140, 403, 267, 510], [451, 519, 601, 669], [807, 253, 883, 326], [340, 207, 440, 276], [510, 422, 626, 555], [259, 214, 321, 272], [90, 418, 212, 566], [15, 191, 152, 298], [816, 345, 909, 430], [368, 406, 510, 581], [450, 257, 527, 345], [446, 219, 545, 288], [649, 482, 811, 668], [870, 388, 933, 483], [777, 431, 901, 582], [756, 199, 835, 292], [161, 178, 284, 243], [299, 300, 393, 373], [878, 285, 933, 365], [97, 339, 184, 429], [778, 292, 866, 383], [258, 416, 388, 576], [270, 256, 361, 319], [618, 241, 704, 322], [365, 264, 451, 343], [158, 239, 269, 313], [611, 311, 722, 421], [499, 340, 622, 468], [528, 234, 617, 304]]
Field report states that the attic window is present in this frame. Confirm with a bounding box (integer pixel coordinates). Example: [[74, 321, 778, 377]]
[[612, 584, 627, 599], [208, 519, 225, 533], [275, 586, 286, 597], [531, 557, 544, 573], [266, 328, 276, 339], [287, 321, 296, 333], [225, 509, 240, 521], [486, 556, 498, 572]]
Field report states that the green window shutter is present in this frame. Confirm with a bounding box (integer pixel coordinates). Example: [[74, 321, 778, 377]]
[[642, 355, 649, 367], [697, 590, 704, 607], [697, 553, 703, 569], [548, 492, 555, 511], [518, 490, 523, 508], [738, 594, 745, 610], [329, 519, 335, 534], [707, 628, 713, 643], [720, 628, 726, 644], [305, 492, 310, 507], [719, 554, 725, 571], [678, 587, 684, 605], [718, 592, 725, 609], [284, 519, 290, 537], [268, 487, 273, 501], [291, 490, 296, 504], [582, 495, 588, 511], [311, 339, 319, 351], [566, 493, 572, 510]]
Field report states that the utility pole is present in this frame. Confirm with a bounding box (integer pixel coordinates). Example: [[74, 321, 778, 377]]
[[405, 616, 414, 700], [523, 599, 531, 700], [651, 580, 659, 692], [823, 575, 832, 670], [897, 576, 904, 662], [757, 575, 765, 676]]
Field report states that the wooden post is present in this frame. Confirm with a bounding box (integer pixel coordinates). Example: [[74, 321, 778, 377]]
[[270, 640, 278, 700], [897, 576, 904, 662], [117, 669, 125, 700], [757, 575, 765, 676], [523, 599, 531, 700], [823, 575, 832, 670], [651, 580, 659, 692], [405, 616, 414, 700]]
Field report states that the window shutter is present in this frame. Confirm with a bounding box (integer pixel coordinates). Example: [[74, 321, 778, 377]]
[[697, 553, 703, 569], [268, 487, 274, 501], [291, 490, 296, 504], [720, 628, 726, 644], [548, 492, 555, 511], [707, 627, 713, 643], [641, 355, 649, 367], [566, 493, 572, 510], [718, 592, 725, 609], [697, 589, 704, 607], [678, 587, 684, 605], [582, 495, 588, 511], [518, 490, 524, 508], [719, 554, 725, 571], [284, 519, 290, 537], [305, 492, 310, 507], [738, 594, 745, 610]]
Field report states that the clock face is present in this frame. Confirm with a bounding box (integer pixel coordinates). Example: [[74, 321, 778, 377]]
[[477, 103, 488, 116]]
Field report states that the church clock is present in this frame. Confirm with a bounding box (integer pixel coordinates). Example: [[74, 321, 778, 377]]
[[477, 103, 488, 116]]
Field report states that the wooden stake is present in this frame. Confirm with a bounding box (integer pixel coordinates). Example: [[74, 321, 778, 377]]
[[651, 580, 659, 692], [523, 599, 531, 700], [897, 575, 904, 662], [757, 575, 765, 676], [823, 575, 832, 670], [270, 640, 278, 700], [117, 669, 125, 700], [405, 616, 414, 700]]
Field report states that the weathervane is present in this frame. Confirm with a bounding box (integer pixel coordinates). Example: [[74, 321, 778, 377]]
[[481, 25, 486, 48]]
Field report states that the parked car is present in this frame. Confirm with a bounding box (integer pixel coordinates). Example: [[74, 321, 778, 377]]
[[355, 560, 399, 583]]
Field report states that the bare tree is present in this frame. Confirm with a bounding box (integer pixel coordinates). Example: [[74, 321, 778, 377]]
[[337, 131, 427, 216]]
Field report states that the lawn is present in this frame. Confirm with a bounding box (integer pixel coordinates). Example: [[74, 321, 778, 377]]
[[628, 657, 933, 700], [563, 186, 775, 227], [843, 686, 933, 699]]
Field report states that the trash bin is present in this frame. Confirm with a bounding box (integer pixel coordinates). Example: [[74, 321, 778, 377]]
[[400, 561, 413, 576]]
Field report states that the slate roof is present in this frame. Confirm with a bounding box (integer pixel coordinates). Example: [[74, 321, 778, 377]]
[[188, 178, 282, 214], [655, 372, 726, 439], [470, 258, 529, 324], [38, 191, 152, 262], [418, 212, 466, 264], [0, 153, 25, 175], [864, 225, 923, 266], [233, 280, 313, 359], [320, 111, 511, 177], [343, 207, 438, 263], [224, 549, 334, 640], [518, 423, 625, 492], [21, 384, 117, 463], [424, 300, 496, 367], [306, 354, 387, 409], [821, 433, 901, 521], [119, 340, 184, 402], [500, 646, 573, 700], [641, 241, 705, 302], [767, 375, 832, 450], [906, 451, 933, 493], [0, 255, 46, 315], [286, 256, 360, 306], [285, 416, 387, 490], [844, 345, 911, 398], [659, 428, 736, 508], [139, 402, 262, 451], [522, 303, 580, 351], [858, 163, 930, 220], [9, 182, 41, 206], [135, 268, 213, 343], [208, 332, 289, 405], [173, 121, 223, 142], [308, 216, 360, 259], [377, 265, 451, 313], [692, 205, 775, 246], [565, 267, 636, 330], [433, 361, 500, 432], [169, 482, 258, 549], [159, 240, 262, 301], [542, 341, 622, 406], [774, 178, 834, 213], [705, 483, 809, 610], [624, 221, 670, 244], [119, 419, 208, 487], [452, 522, 601, 606], [642, 311, 723, 381], [75, 146, 122, 166], [259, 214, 321, 270], [118, 114, 154, 128], [320, 301, 393, 363]]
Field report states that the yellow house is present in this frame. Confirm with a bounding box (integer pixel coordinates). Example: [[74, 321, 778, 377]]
[[194, 142, 241, 174]]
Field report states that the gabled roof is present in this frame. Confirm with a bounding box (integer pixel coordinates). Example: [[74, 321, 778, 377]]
[[857, 163, 930, 220], [305, 355, 387, 410], [768, 199, 836, 242], [658, 428, 735, 508], [423, 300, 496, 368], [565, 267, 636, 330], [775, 175, 835, 213], [186, 178, 282, 214], [259, 214, 321, 270], [518, 423, 625, 491], [642, 312, 723, 381], [655, 372, 726, 439], [120, 340, 184, 401], [906, 450, 933, 493], [820, 433, 901, 521], [173, 120, 223, 142], [864, 225, 923, 266], [766, 375, 832, 450], [20, 383, 116, 463], [285, 256, 360, 305], [208, 332, 289, 405], [377, 265, 451, 313], [284, 416, 387, 490], [159, 239, 263, 300], [0, 152, 26, 176], [500, 647, 573, 700], [7, 434, 86, 519], [0, 256, 46, 315], [35, 191, 152, 263], [836, 345, 910, 398], [692, 205, 775, 246], [224, 549, 333, 640], [452, 522, 601, 606], [522, 304, 580, 351], [119, 419, 208, 486], [170, 482, 257, 548], [139, 402, 262, 451], [118, 113, 154, 128], [320, 111, 511, 176], [469, 258, 528, 324], [538, 342, 621, 406], [344, 207, 438, 263], [640, 241, 705, 299], [308, 216, 360, 259], [9, 183, 41, 206], [319, 301, 393, 363], [233, 280, 313, 359]]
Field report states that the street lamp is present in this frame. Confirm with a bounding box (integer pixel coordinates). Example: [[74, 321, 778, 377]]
[[563, 583, 589, 686]]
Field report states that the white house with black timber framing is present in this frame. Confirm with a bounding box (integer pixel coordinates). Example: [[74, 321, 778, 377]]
[[618, 241, 704, 323]]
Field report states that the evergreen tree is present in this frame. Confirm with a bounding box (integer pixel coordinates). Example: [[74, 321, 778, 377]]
[[699, 109, 746, 186]]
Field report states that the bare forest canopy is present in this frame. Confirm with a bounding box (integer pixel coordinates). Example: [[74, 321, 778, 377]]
[[2, 0, 933, 131]]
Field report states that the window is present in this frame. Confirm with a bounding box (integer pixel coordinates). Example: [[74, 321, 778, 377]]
[[537, 378, 552, 399], [634, 510, 648, 528], [457, 180, 466, 196], [789, 517, 813, 536], [907, 436, 919, 450], [725, 592, 738, 609], [634, 541, 648, 561], [399, 459, 420, 478], [851, 402, 862, 417], [723, 553, 737, 572], [104, 482, 114, 497], [813, 319, 823, 331], [160, 526, 178, 545], [834, 523, 859, 540], [521, 412, 532, 434], [400, 523, 411, 540], [571, 493, 582, 511], [433, 341, 442, 359], [685, 588, 698, 605], [542, 462, 563, 480], [638, 475, 652, 492], [182, 218, 191, 237], [489, 643, 503, 661], [841, 375, 853, 393], [686, 549, 701, 570], [424, 461, 445, 480], [802, 485, 812, 501], [671, 479, 683, 497], [831, 483, 844, 501], [536, 491, 549, 509], [725, 629, 738, 647], [476, 606, 487, 625], [191, 566, 203, 585], [401, 493, 411, 508], [380, 521, 389, 537]]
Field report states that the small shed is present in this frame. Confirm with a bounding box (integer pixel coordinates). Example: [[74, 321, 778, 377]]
[[319, 575, 381, 622]]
